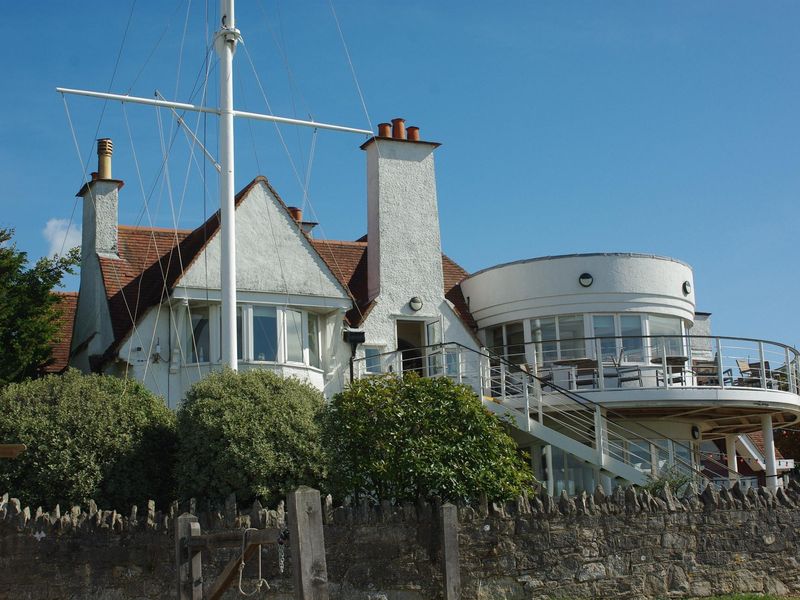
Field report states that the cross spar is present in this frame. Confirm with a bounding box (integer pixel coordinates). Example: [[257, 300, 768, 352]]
[[57, 0, 371, 370]]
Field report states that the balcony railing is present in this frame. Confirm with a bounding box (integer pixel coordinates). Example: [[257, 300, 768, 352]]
[[488, 334, 800, 396], [351, 342, 744, 489]]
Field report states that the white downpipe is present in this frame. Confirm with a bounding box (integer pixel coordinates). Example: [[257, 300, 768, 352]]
[[725, 434, 739, 482], [217, 0, 239, 370], [761, 414, 779, 489]]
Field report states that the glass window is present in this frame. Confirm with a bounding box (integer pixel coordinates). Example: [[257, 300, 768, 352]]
[[188, 306, 210, 363], [532, 317, 557, 365], [558, 315, 585, 359], [620, 315, 644, 362], [489, 326, 504, 356], [307, 313, 320, 369], [649, 315, 684, 357], [285, 309, 304, 363], [592, 315, 617, 361], [237, 307, 243, 360], [253, 306, 278, 361], [364, 347, 381, 374], [673, 440, 693, 471], [505, 322, 526, 365], [628, 439, 652, 474], [445, 349, 460, 377]]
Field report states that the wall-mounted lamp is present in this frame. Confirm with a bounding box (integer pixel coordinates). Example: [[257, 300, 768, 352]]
[[579, 273, 593, 288], [409, 296, 423, 311], [683, 281, 692, 296], [691, 424, 701, 440]]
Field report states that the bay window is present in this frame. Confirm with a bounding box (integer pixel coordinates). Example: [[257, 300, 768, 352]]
[[185, 303, 322, 368]]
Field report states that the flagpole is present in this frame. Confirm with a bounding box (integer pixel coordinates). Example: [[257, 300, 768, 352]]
[[216, 0, 240, 370]]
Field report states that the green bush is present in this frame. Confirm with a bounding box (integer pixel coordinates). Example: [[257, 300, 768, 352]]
[[176, 369, 326, 505], [0, 369, 176, 508], [323, 374, 534, 503]]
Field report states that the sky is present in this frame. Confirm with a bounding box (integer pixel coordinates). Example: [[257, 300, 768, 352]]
[[0, 1, 798, 347]]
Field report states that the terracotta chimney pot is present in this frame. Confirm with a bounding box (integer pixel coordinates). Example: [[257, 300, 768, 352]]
[[287, 206, 303, 223], [378, 123, 392, 138], [391, 118, 406, 140], [407, 126, 420, 141]]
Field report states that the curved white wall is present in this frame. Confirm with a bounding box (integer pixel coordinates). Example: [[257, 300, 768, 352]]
[[461, 253, 695, 329]]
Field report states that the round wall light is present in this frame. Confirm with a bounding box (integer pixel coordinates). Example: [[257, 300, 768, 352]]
[[691, 424, 701, 440], [683, 281, 692, 296], [409, 296, 423, 312], [579, 273, 593, 288]]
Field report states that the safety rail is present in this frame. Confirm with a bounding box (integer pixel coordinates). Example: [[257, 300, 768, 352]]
[[486, 334, 800, 395], [352, 342, 742, 489]]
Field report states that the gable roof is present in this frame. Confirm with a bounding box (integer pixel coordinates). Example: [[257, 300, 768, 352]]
[[92, 176, 476, 357], [45, 291, 78, 373], [310, 237, 476, 330]]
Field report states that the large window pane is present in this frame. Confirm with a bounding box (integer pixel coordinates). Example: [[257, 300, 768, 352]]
[[649, 315, 684, 357], [488, 326, 504, 356], [506, 322, 525, 365], [592, 315, 616, 361], [188, 306, 210, 363], [620, 315, 644, 362], [307, 313, 320, 368], [237, 307, 243, 360], [364, 347, 381, 374], [558, 315, 585, 359], [285, 309, 304, 363], [532, 317, 557, 365], [253, 306, 278, 361]]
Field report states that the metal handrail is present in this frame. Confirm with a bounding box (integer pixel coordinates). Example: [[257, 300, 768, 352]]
[[353, 341, 742, 486]]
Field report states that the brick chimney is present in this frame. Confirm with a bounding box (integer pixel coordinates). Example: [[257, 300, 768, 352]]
[[77, 138, 123, 259], [361, 119, 443, 306]]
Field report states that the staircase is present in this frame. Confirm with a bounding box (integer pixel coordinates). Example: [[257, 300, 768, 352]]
[[354, 342, 717, 489]]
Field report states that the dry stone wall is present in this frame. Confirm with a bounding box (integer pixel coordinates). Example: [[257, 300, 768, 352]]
[[2, 481, 800, 599]]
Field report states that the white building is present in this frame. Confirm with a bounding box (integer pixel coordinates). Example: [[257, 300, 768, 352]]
[[58, 120, 798, 495]]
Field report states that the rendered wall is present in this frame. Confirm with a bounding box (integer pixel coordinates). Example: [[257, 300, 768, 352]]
[[462, 253, 696, 329], [3, 483, 800, 600]]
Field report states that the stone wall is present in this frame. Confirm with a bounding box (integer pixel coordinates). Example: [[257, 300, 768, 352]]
[[2, 482, 800, 599]]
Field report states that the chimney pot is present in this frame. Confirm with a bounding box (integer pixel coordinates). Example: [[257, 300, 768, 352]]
[[378, 123, 392, 138], [287, 206, 303, 223], [91, 172, 99, 181], [407, 126, 420, 141], [97, 138, 113, 180], [391, 118, 406, 140]]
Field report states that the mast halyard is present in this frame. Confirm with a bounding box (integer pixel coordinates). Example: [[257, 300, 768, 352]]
[[216, 0, 240, 370], [57, 2, 372, 374]]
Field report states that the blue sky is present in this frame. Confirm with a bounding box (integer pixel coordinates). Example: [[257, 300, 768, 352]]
[[1, 1, 798, 346]]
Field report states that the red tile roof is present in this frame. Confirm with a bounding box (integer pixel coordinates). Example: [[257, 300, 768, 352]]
[[45, 291, 78, 373], [89, 176, 476, 358], [310, 238, 476, 330], [746, 431, 785, 460]]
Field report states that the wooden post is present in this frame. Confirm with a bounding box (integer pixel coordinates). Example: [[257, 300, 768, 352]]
[[175, 513, 203, 600], [440, 503, 461, 600], [288, 486, 329, 600]]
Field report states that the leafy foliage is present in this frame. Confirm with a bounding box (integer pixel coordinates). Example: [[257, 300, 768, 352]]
[[642, 464, 693, 496], [0, 369, 176, 508], [176, 369, 326, 505], [323, 374, 534, 503], [0, 228, 79, 386]]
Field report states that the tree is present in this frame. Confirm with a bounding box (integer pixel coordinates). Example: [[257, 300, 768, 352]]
[[0, 228, 78, 386], [0, 369, 176, 508], [323, 374, 534, 503], [176, 370, 326, 505]]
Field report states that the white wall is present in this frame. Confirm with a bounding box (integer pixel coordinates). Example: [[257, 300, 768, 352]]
[[461, 253, 696, 329]]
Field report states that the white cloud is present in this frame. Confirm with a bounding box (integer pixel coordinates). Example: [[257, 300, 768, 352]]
[[43, 218, 81, 257]]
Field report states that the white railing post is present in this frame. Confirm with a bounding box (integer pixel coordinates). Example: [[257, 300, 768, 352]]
[[786, 347, 795, 393], [716, 337, 725, 388], [758, 342, 767, 389], [499, 362, 507, 401], [594, 338, 605, 391], [523, 379, 531, 432], [457, 348, 464, 385], [594, 405, 608, 468], [661, 338, 669, 388]]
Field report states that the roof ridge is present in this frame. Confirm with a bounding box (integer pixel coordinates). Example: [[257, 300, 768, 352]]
[[118, 224, 194, 233]]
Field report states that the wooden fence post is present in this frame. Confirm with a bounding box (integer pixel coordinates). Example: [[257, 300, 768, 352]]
[[288, 486, 329, 600], [440, 503, 461, 600], [175, 513, 203, 600]]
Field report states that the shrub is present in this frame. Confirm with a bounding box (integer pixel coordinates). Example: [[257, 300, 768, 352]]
[[323, 374, 534, 503], [0, 369, 176, 508], [176, 369, 326, 505]]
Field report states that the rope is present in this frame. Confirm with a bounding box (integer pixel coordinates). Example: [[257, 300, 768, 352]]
[[237, 528, 269, 596]]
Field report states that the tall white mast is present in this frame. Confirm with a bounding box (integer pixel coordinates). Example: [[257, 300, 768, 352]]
[[216, 0, 240, 370]]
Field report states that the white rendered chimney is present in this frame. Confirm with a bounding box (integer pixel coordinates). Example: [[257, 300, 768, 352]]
[[77, 139, 122, 259], [362, 119, 444, 307]]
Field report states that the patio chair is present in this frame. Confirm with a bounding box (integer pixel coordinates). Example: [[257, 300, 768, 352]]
[[612, 350, 642, 387], [736, 359, 761, 387], [692, 359, 733, 386]]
